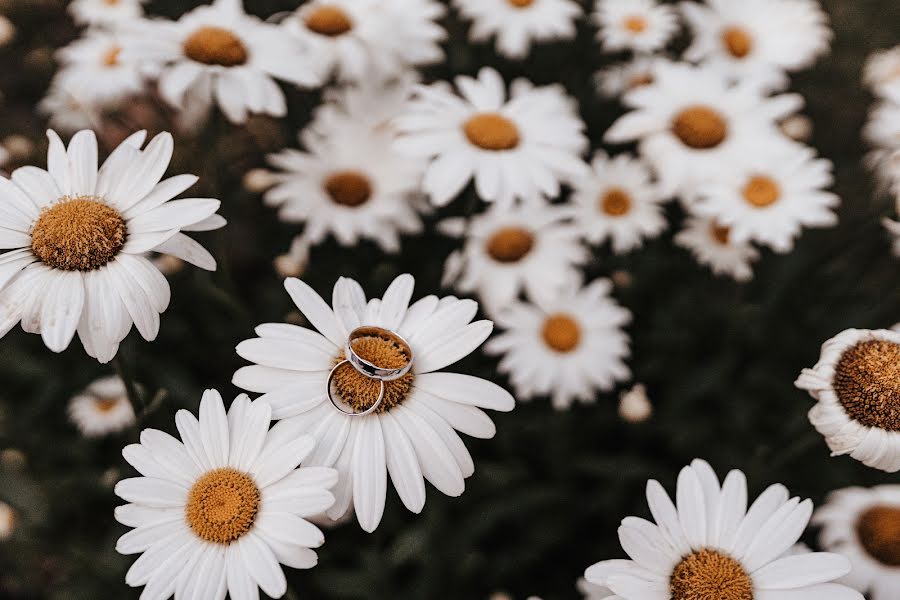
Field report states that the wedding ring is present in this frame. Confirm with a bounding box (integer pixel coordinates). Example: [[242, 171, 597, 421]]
[[344, 326, 414, 382], [326, 360, 385, 417]]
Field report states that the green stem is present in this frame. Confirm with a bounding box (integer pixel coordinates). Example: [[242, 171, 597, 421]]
[[113, 353, 144, 417]]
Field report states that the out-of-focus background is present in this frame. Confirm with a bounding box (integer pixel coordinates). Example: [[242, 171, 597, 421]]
[[0, 0, 897, 598]]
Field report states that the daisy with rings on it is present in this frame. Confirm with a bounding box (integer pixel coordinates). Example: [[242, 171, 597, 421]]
[[69, 0, 145, 27], [593, 0, 679, 55], [795, 328, 900, 473], [68, 375, 136, 438], [674, 214, 759, 282]]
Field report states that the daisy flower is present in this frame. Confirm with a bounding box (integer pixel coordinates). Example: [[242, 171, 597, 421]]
[[38, 79, 103, 134], [795, 328, 900, 473], [584, 459, 862, 600], [569, 152, 668, 254], [484, 279, 631, 409], [69, 0, 145, 27], [680, 0, 831, 91], [593, 0, 679, 54], [619, 383, 653, 423], [692, 141, 839, 253], [864, 45, 900, 100], [814, 485, 900, 600], [452, 0, 582, 60], [232, 274, 515, 532], [605, 62, 802, 197], [115, 390, 336, 600], [308, 76, 417, 138], [52, 30, 147, 107], [674, 214, 760, 282], [0, 129, 224, 363], [126, 0, 319, 124], [439, 205, 588, 314], [395, 67, 589, 206], [594, 57, 670, 100], [68, 375, 135, 437]]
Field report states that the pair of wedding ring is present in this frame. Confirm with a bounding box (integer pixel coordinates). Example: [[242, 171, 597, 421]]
[[327, 326, 414, 417]]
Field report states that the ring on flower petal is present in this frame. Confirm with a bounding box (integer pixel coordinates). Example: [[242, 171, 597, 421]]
[[345, 326, 414, 381], [327, 360, 385, 417]]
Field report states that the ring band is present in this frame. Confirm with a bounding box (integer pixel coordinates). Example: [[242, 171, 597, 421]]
[[345, 326, 414, 382], [326, 360, 385, 417]]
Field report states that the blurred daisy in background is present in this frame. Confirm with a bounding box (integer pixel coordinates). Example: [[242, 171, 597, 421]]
[[485, 279, 631, 409], [452, 0, 582, 60], [864, 45, 900, 100], [796, 328, 900, 473], [439, 205, 587, 314], [593, 0, 679, 54], [395, 67, 588, 206], [69, 0, 145, 27], [569, 152, 668, 254], [585, 459, 860, 600], [594, 56, 670, 100], [618, 383, 653, 423], [233, 274, 515, 532], [0, 501, 14, 541], [68, 375, 135, 437], [115, 390, 335, 600], [39, 79, 102, 134], [675, 214, 759, 281], [308, 76, 417, 137], [814, 485, 900, 600]]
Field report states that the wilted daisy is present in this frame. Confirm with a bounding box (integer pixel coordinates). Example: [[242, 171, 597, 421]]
[[440, 205, 587, 314], [233, 274, 515, 532], [395, 67, 589, 206], [594, 57, 670, 100], [593, 0, 679, 54], [0, 129, 224, 362], [864, 45, 900, 99], [68, 375, 135, 437], [115, 390, 335, 600], [814, 485, 900, 600], [796, 328, 900, 473], [52, 30, 147, 107], [485, 279, 631, 409], [452, 0, 582, 60], [69, 0, 145, 26], [675, 214, 759, 282], [569, 152, 668, 254], [585, 459, 861, 600], [681, 0, 831, 91]]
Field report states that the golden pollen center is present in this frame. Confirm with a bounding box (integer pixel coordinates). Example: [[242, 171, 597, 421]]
[[624, 16, 648, 33], [671, 550, 754, 600], [542, 314, 581, 353], [628, 73, 654, 89], [485, 227, 534, 263], [710, 222, 731, 245], [857, 505, 900, 566], [183, 26, 248, 67], [742, 175, 780, 208], [324, 170, 372, 207], [464, 113, 520, 151], [104, 0, 120, 5], [507, 0, 535, 7], [600, 187, 633, 216], [102, 46, 121, 67], [672, 105, 729, 150], [304, 5, 354, 37], [722, 26, 753, 59], [833, 340, 900, 431], [31, 197, 127, 271], [94, 397, 121, 413], [332, 335, 414, 413], [186, 468, 260, 545]]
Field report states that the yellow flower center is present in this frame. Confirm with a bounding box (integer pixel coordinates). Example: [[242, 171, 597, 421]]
[[624, 16, 648, 33], [323, 170, 372, 207], [671, 549, 753, 600], [186, 468, 260, 545], [710, 222, 731, 245], [94, 397, 122, 413], [464, 113, 521, 151], [304, 5, 354, 37], [331, 334, 414, 413], [721, 26, 753, 59], [628, 73, 655, 89], [672, 105, 729, 150], [856, 505, 900, 566], [183, 27, 248, 67], [542, 314, 581, 353], [507, 0, 535, 6], [599, 187, 633, 216], [102, 46, 121, 67], [833, 340, 900, 431], [31, 197, 127, 271], [485, 227, 534, 263], [742, 175, 780, 208], [104, 0, 120, 5]]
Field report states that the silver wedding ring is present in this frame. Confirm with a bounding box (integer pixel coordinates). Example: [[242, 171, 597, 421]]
[[327, 360, 385, 417]]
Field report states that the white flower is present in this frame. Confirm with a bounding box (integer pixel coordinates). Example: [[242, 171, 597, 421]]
[[864, 97, 900, 152], [593, 0, 679, 54], [69, 0, 145, 27], [453, 0, 582, 60], [585, 459, 862, 600], [232, 274, 515, 532], [126, 0, 319, 124], [0, 501, 14, 541], [308, 76, 418, 138], [570, 152, 668, 254], [484, 280, 631, 409], [795, 328, 900, 473], [674, 214, 759, 282], [38, 79, 103, 134], [115, 390, 336, 600], [0, 129, 224, 363], [68, 375, 136, 437], [594, 57, 671, 100], [681, 0, 831, 91], [51, 30, 147, 107], [813, 485, 900, 600], [619, 383, 653, 423], [395, 67, 589, 206], [864, 45, 900, 100], [439, 205, 588, 315], [605, 62, 801, 197], [692, 141, 839, 253]]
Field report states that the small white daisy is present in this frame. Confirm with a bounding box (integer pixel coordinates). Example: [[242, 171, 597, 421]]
[[38, 79, 103, 134], [795, 328, 900, 473], [69, 0, 145, 27], [593, 0, 679, 54], [569, 151, 668, 254], [619, 383, 653, 423], [52, 30, 147, 107], [863, 97, 900, 153], [395, 67, 589, 206], [115, 390, 336, 600], [439, 205, 588, 314], [308, 76, 417, 138], [585, 459, 862, 600], [594, 57, 671, 100], [484, 279, 631, 410], [0, 129, 224, 363], [864, 45, 900, 100], [452, 0, 582, 60], [674, 214, 760, 282], [814, 485, 900, 600], [232, 274, 515, 532], [681, 0, 831, 91], [68, 375, 136, 437]]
